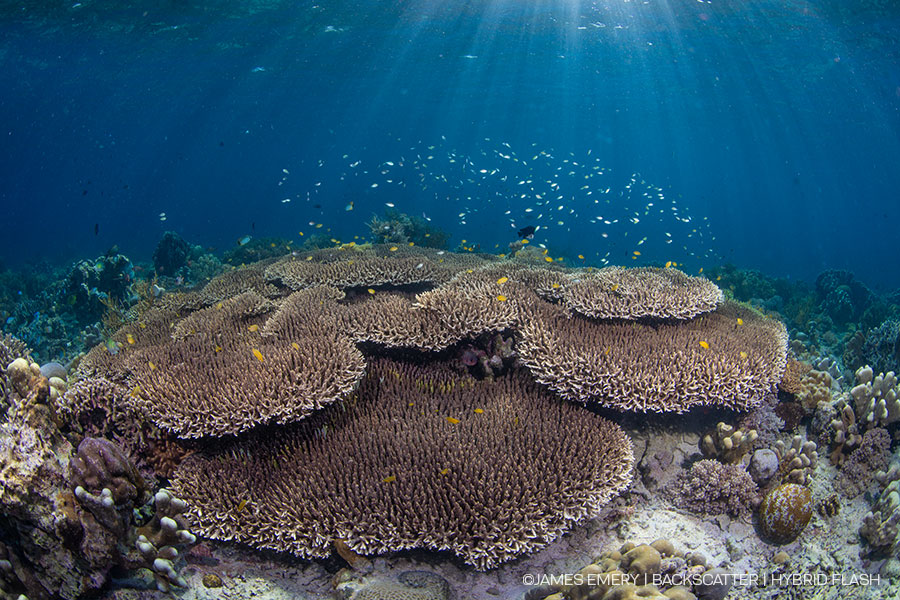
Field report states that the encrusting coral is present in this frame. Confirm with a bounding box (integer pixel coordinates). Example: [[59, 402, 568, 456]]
[[171, 359, 634, 570]]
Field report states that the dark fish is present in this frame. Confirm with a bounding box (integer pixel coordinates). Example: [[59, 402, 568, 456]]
[[252, 222, 256, 231], [517, 225, 537, 239], [94, 223, 99, 236]]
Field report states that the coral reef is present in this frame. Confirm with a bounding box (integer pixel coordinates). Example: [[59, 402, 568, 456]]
[[859, 464, 900, 558], [171, 359, 634, 570], [152, 231, 190, 276], [794, 368, 833, 413], [757, 483, 813, 544], [534, 538, 731, 600], [85, 288, 368, 437], [62, 249, 135, 325], [550, 266, 723, 321], [134, 488, 197, 591], [668, 460, 759, 517], [850, 366, 900, 428], [815, 270, 874, 327], [222, 236, 295, 266], [772, 435, 818, 486], [847, 319, 900, 375], [700, 422, 758, 464], [827, 400, 863, 466], [366, 210, 450, 249], [73, 250, 791, 440], [778, 358, 810, 396], [835, 428, 891, 498], [517, 300, 787, 413], [0, 346, 195, 599]]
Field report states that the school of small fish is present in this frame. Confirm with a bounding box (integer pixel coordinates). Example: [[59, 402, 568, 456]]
[[274, 137, 717, 266]]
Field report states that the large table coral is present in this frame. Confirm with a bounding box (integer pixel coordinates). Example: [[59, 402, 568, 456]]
[[171, 359, 634, 570], [69, 247, 787, 437]]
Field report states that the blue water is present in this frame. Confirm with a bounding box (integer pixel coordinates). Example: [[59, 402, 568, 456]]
[[1, 0, 899, 288]]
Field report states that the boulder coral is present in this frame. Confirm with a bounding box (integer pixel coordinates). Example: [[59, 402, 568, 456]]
[[758, 483, 813, 544]]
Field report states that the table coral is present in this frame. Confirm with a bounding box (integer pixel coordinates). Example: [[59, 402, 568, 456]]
[[171, 359, 634, 570]]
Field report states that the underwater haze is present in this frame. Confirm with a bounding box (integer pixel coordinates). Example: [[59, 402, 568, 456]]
[[1, 0, 899, 285]]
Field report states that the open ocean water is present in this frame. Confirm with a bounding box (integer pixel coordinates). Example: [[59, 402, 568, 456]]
[[2, 2, 900, 600]]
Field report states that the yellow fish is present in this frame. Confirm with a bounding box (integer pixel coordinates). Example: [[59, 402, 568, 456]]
[[237, 499, 249, 512], [474, 408, 484, 414], [496, 277, 508, 285], [126, 333, 135, 345], [633, 251, 641, 256], [665, 261, 672, 268], [291, 342, 300, 350], [544, 257, 553, 263], [736, 318, 744, 326], [699, 340, 710, 349], [367, 288, 376, 295], [252, 348, 264, 362], [446, 416, 460, 424], [148, 361, 156, 370], [740, 351, 749, 359], [578, 254, 584, 260], [496, 294, 507, 302], [216, 302, 223, 310], [551, 283, 560, 289], [389, 246, 398, 252], [214, 345, 222, 353], [522, 239, 529, 244], [611, 283, 619, 292], [383, 475, 397, 483], [440, 468, 450, 475], [248, 324, 259, 332]]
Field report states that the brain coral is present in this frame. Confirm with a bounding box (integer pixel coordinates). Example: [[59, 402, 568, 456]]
[[171, 359, 634, 569]]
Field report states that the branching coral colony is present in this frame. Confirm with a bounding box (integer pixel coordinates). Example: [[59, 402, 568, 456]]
[[3, 245, 799, 595]]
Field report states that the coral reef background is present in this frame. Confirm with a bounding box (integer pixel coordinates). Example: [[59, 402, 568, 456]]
[[1, 228, 900, 599]]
